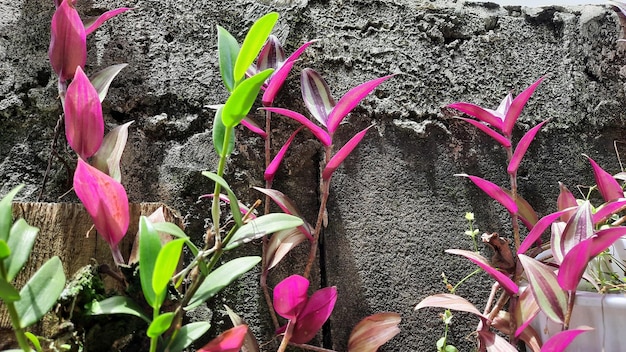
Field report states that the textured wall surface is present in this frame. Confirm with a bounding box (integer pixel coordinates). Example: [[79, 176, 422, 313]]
[[2, 0, 626, 350]]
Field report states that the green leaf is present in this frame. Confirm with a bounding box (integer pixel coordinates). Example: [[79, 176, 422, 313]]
[[0, 239, 10, 259], [217, 25, 240, 92], [152, 239, 184, 298], [225, 213, 303, 250], [202, 171, 243, 227], [0, 277, 20, 302], [147, 312, 175, 338], [24, 332, 42, 352], [0, 185, 23, 242], [185, 256, 261, 310], [233, 12, 279, 84], [152, 222, 199, 256], [15, 256, 66, 328], [222, 69, 274, 128], [212, 106, 235, 157], [5, 219, 39, 282], [86, 295, 150, 323], [139, 216, 163, 308], [167, 321, 211, 352], [90, 63, 128, 102]]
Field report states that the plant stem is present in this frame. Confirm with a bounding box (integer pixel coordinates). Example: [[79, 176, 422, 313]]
[[290, 343, 338, 352], [564, 291, 575, 330], [303, 146, 332, 280], [277, 320, 295, 352], [5, 301, 32, 352], [506, 146, 521, 252], [209, 127, 232, 249], [452, 268, 481, 293]]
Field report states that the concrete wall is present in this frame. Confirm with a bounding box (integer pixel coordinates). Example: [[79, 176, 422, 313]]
[[2, 0, 626, 350]]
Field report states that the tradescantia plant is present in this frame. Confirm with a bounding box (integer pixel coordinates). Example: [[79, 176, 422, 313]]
[[416, 77, 626, 351]]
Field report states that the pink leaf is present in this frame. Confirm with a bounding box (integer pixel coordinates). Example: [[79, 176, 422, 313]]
[[291, 286, 337, 344], [265, 127, 302, 183], [415, 293, 485, 318], [301, 68, 335, 127], [540, 326, 593, 352], [456, 174, 518, 214], [84, 8, 131, 36], [502, 77, 545, 136], [262, 107, 331, 146], [507, 119, 548, 175], [447, 102, 503, 131], [348, 313, 401, 352], [262, 40, 315, 106], [518, 254, 567, 324], [519, 209, 571, 255], [262, 60, 295, 107], [514, 287, 540, 338], [446, 249, 518, 294], [241, 117, 267, 139], [64, 66, 104, 159], [322, 126, 372, 181], [558, 227, 626, 290], [273, 275, 309, 320], [73, 158, 129, 264], [557, 182, 578, 223], [587, 156, 624, 202], [48, 0, 86, 82], [252, 187, 313, 240], [455, 117, 511, 148], [480, 330, 519, 352], [198, 325, 249, 352], [326, 75, 394, 134], [266, 228, 309, 271], [593, 199, 626, 225]]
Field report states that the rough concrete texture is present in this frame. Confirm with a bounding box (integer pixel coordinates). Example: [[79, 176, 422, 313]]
[[2, 0, 626, 350]]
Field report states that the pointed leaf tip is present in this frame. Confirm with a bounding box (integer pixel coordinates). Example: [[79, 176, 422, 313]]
[[322, 125, 373, 180]]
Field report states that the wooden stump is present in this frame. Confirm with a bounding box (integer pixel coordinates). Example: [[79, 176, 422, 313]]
[[0, 202, 181, 348]]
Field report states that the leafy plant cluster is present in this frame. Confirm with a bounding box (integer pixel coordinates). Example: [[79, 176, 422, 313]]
[[1, 3, 401, 352], [417, 37, 626, 351]]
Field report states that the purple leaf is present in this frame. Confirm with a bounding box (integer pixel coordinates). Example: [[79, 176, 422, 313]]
[[262, 107, 331, 146], [587, 156, 624, 202], [514, 287, 540, 338], [557, 182, 578, 223], [241, 117, 267, 139], [265, 127, 302, 183], [519, 209, 571, 255], [446, 249, 518, 294], [518, 254, 567, 324], [256, 35, 286, 72], [84, 7, 131, 35], [198, 325, 248, 352], [480, 330, 519, 352], [507, 119, 548, 175], [415, 293, 485, 318], [456, 174, 518, 214], [502, 77, 544, 136], [447, 102, 503, 131], [540, 326, 593, 352], [593, 199, 626, 225], [326, 75, 393, 134], [455, 117, 511, 147], [558, 227, 626, 290], [322, 126, 372, 181], [505, 190, 538, 230], [301, 68, 335, 127]]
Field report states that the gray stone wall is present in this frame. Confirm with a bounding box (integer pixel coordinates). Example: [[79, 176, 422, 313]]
[[2, 0, 626, 350]]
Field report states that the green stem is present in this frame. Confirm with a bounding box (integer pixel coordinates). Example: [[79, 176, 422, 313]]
[[452, 268, 481, 293], [209, 126, 232, 250], [5, 301, 32, 352]]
